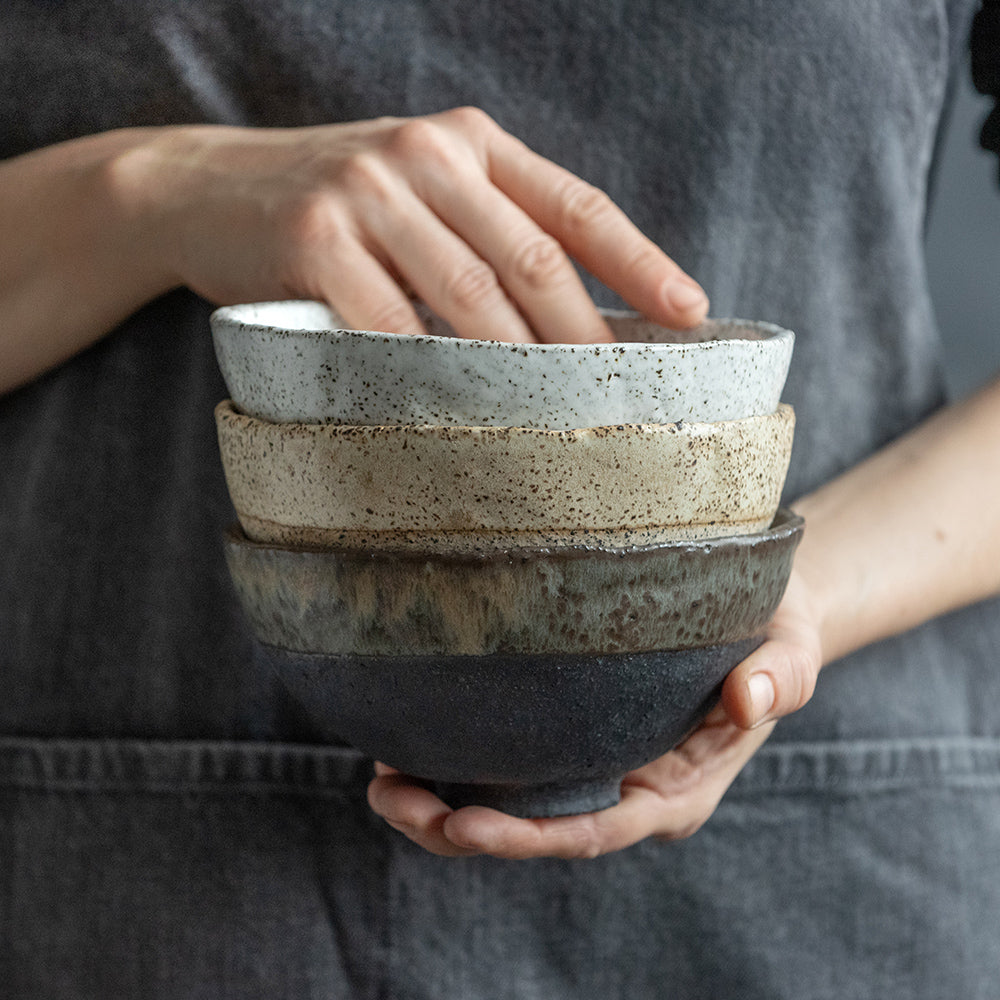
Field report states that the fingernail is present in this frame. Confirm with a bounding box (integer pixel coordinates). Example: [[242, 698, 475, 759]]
[[666, 278, 708, 315], [747, 673, 776, 727]]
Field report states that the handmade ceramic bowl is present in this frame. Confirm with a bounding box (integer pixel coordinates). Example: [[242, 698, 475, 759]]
[[258, 640, 763, 817], [214, 401, 795, 550], [241, 510, 804, 817], [211, 300, 794, 428], [223, 508, 803, 655]]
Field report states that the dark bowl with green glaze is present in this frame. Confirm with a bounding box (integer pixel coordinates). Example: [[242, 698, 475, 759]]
[[229, 509, 804, 817], [224, 508, 804, 656]]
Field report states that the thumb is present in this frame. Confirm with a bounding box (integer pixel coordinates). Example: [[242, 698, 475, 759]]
[[719, 574, 823, 729], [721, 638, 820, 730]]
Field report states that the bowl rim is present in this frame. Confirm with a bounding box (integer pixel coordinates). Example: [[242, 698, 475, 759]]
[[211, 301, 794, 354], [213, 397, 795, 438], [224, 506, 804, 566]]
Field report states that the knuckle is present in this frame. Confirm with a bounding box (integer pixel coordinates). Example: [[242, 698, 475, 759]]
[[387, 118, 457, 169], [440, 105, 496, 136], [364, 299, 421, 336], [655, 817, 707, 843], [337, 150, 396, 202], [562, 834, 603, 861], [776, 646, 818, 715], [274, 191, 346, 283], [508, 233, 567, 291], [558, 817, 607, 860], [622, 242, 673, 283], [556, 177, 615, 234], [793, 661, 819, 711], [442, 260, 501, 312]]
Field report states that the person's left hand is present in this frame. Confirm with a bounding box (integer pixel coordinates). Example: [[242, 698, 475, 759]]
[[367, 568, 823, 859]]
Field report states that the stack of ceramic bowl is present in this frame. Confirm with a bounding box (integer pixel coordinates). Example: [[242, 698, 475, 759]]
[[211, 301, 802, 817]]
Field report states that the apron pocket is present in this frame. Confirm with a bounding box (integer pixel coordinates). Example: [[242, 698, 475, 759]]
[[3, 735, 1000, 1000], [0, 736, 391, 1000]]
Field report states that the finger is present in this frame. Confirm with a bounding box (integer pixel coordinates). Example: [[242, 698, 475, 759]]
[[367, 772, 482, 858], [717, 569, 824, 730], [437, 187, 617, 345], [371, 718, 773, 860], [348, 157, 538, 343], [484, 129, 709, 329], [306, 226, 429, 338], [721, 636, 821, 730], [456, 715, 769, 859], [415, 162, 616, 344], [441, 786, 669, 860]]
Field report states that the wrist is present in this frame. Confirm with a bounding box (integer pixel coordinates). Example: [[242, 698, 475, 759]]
[[102, 123, 304, 307], [100, 126, 195, 298], [786, 380, 1000, 666], [785, 495, 847, 667]]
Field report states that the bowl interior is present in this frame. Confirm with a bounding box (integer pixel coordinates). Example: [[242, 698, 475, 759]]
[[213, 300, 790, 349]]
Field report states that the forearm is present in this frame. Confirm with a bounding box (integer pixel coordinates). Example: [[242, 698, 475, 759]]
[[0, 129, 179, 393], [1, 112, 710, 396], [794, 375, 1000, 664]]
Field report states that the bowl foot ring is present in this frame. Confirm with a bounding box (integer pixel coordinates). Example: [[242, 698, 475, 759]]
[[434, 776, 622, 818]]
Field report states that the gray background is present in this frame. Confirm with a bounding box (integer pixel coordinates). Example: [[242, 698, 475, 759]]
[[927, 69, 1000, 397]]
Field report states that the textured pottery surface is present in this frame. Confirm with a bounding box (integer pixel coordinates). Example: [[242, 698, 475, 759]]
[[215, 401, 795, 551], [255, 637, 763, 817], [211, 300, 794, 428], [224, 509, 803, 655]]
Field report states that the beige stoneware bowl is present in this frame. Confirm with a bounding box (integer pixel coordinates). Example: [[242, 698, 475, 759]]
[[215, 401, 794, 552]]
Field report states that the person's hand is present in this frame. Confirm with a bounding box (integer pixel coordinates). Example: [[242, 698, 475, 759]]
[[367, 569, 822, 859], [117, 107, 708, 344]]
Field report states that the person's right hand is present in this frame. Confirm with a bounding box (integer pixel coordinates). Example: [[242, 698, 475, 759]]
[[367, 567, 822, 859], [116, 107, 708, 343]]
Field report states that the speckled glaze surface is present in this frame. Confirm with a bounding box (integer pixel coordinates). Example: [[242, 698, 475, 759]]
[[256, 638, 763, 816], [214, 401, 795, 550], [211, 301, 794, 428], [224, 509, 803, 655]]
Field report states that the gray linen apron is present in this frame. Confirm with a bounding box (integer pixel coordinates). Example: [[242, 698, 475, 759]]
[[2, 1, 1000, 996]]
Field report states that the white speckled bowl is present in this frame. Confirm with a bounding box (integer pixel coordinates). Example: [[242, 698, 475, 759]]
[[214, 400, 794, 553], [211, 301, 793, 428]]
